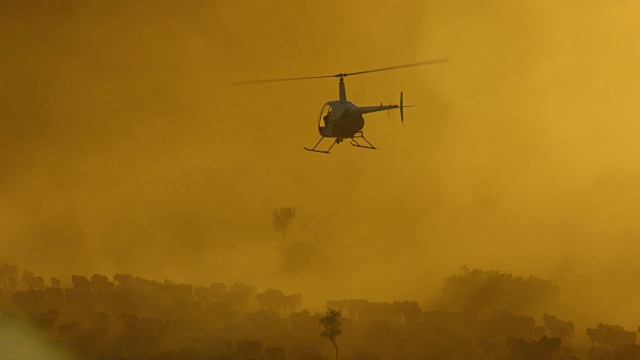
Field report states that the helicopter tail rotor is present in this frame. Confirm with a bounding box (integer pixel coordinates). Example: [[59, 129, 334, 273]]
[[400, 92, 404, 126], [398, 92, 415, 126]]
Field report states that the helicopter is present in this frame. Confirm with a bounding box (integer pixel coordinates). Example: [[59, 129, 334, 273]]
[[234, 58, 448, 153]]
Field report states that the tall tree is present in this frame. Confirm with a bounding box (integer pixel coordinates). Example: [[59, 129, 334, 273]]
[[320, 308, 343, 360], [272, 206, 296, 241]]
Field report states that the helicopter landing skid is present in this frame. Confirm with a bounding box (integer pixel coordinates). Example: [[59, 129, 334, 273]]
[[350, 131, 377, 150], [303, 137, 342, 154]]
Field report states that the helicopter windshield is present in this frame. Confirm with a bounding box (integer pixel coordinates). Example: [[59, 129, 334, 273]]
[[318, 104, 332, 128]]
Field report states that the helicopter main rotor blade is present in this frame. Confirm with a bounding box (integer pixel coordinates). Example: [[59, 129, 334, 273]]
[[233, 74, 336, 85], [342, 58, 449, 77], [233, 57, 449, 85]]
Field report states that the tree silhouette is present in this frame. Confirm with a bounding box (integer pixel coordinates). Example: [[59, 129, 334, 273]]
[[320, 308, 343, 360], [441, 267, 559, 314], [272, 206, 296, 241]]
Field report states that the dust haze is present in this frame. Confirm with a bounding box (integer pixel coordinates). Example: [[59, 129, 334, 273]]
[[2, 0, 640, 356]]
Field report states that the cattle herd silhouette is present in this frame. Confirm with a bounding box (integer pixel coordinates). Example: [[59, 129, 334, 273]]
[[0, 263, 638, 360]]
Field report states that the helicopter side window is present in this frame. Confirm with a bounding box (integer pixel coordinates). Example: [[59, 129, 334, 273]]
[[324, 108, 332, 121]]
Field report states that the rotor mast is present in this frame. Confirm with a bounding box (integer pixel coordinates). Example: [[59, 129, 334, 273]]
[[338, 75, 347, 103]]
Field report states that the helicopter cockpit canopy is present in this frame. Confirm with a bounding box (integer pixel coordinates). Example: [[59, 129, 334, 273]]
[[318, 103, 332, 130]]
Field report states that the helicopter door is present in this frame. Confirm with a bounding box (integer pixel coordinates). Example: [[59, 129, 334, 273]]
[[318, 104, 332, 135]]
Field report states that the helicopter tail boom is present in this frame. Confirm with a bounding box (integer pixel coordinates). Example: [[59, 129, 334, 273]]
[[348, 92, 413, 124], [349, 105, 398, 115]]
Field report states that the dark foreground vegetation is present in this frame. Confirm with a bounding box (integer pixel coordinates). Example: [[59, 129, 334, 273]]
[[0, 263, 638, 360]]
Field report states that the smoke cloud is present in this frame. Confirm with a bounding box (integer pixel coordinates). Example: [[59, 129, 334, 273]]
[[2, 0, 640, 327]]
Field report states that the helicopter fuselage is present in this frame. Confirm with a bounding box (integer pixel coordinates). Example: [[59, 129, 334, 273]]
[[318, 100, 364, 138]]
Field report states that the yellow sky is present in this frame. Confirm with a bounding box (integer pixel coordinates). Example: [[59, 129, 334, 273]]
[[2, 0, 640, 326]]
